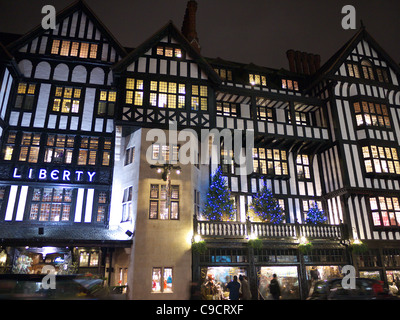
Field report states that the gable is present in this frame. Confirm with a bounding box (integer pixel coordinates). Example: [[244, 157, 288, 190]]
[[7, 1, 127, 64], [335, 38, 399, 86], [113, 22, 221, 84]]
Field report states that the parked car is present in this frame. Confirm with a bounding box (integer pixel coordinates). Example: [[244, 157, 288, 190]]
[[307, 278, 399, 300], [0, 274, 109, 300]]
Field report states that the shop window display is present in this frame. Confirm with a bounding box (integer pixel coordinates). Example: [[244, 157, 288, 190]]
[[386, 271, 400, 296], [152, 267, 173, 293], [258, 266, 299, 300], [200, 267, 246, 300], [306, 266, 343, 295]]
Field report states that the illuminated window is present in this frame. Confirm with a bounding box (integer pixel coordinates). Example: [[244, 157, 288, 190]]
[[347, 63, 360, 78], [122, 186, 133, 222], [257, 106, 273, 121], [249, 74, 267, 86], [376, 68, 390, 83], [282, 79, 299, 91], [214, 68, 233, 81], [362, 145, 400, 175], [302, 200, 323, 222], [51, 40, 60, 54], [97, 192, 108, 222], [191, 85, 207, 111], [126, 78, 144, 106], [19, 133, 40, 163], [156, 46, 183, 59], [79, 252, 89, 267], [221, 149, 235, 174], [149, 184, 179, 220], [296, 154, 311, 180], [102, 138, 112, 166], [44, 134, 74, 164], [216, 102, 238, 117], [51, 39, 98, 59], [151, 144, 179, 163], [150, 81, 186, 109], [97, 90, 116, 116], [288, 111, 308, 126], [252, 148, 288, 176], [361, 60, 375, 80], [15, 83, 36, 110], [78, 137, 99, 166], [3, 132, 16, 161], [79, 251, 99, 267], [369, 196, 400, 227], [52, 86, 81, 114], [353, 101, 391, 128], [29, 188, 72, 221]]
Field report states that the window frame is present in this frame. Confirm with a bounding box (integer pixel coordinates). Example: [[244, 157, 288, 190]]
[[28, 187, 74, 222], [14, 82, 37, 110], [152, 267, 173, 293], [361, 144, 400, 176], [353, 100, 391, 129], [51, 86, 82, 114], [149, 184, 179, 220], [296, 154, 312, 180], [369, 196, 400, 228], [50, 39, 99, 59], [252, 147, 289, 177], [150, 80, 186, 109], [44, 134, 75, 165]]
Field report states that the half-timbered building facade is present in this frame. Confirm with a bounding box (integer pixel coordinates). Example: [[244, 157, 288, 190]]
[[0, 0, 399, 299]]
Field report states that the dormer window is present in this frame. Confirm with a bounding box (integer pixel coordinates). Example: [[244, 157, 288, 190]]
[[214, 68, 233, 81], [282, 79, 299, 91], [156, 46, 183, 59], [249, 74, 266, 86]]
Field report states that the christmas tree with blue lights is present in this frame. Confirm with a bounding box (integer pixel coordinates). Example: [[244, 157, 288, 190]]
[[203, 167, 235, 221], [250, 184, 285, 224], [305, 202, 327, 225]]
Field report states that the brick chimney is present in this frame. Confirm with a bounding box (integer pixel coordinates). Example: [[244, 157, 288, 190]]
[[286, 49, 321, 75], [181, 0, 201, 53]]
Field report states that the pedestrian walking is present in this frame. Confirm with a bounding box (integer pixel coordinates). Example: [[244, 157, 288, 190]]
[[239, 275, 252, 300], [226, 275, 241, 300], [269, 274, 281, 300]]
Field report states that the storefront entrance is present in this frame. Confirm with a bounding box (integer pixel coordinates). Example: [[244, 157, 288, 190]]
[[200, 266, 247, 300], [258, 266, 300, 300]]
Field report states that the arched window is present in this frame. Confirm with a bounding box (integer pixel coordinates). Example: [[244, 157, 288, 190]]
[[361, 60, 375, 80]]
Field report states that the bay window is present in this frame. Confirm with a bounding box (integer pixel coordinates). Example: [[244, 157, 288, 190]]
[[362, 145, 400, 175], [353, 101, 391, 128], [370, 196, 400, 227]]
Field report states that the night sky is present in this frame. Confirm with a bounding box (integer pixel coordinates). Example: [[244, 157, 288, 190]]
[[0, 0, 399, 70]]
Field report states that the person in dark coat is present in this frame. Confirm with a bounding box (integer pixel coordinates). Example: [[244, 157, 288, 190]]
[[226, 275, 241, 300], [269, 274, 281, 300]]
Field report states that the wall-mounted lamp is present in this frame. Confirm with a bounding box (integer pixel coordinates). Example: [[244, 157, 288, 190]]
[[150, 164, 181, 181]]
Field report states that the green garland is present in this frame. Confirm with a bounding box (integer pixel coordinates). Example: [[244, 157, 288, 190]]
[[192, 241, 208, 255], [298, 242, 313, 254], [349, 242, 368, 254], [247, 239, 263, 250]]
